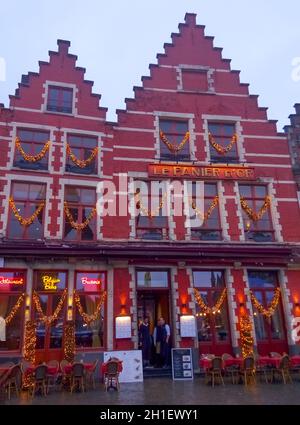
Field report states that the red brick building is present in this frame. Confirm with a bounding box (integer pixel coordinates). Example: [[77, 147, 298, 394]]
[[1, 13, 300, 367]]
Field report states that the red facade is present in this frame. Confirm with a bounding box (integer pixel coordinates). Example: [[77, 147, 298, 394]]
[[0, 13, 300, 365]]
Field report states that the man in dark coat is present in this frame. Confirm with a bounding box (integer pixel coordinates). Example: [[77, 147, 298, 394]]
[[138, 317, 151, 367]]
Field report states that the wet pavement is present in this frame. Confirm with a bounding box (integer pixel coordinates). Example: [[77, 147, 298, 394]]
[[3, 376, 300, 405]]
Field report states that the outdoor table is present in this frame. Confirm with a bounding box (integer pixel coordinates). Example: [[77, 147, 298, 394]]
[[223, 358, 243, 368], [290, 356, 300, 367], [256, 356, 281, 368], [199, 358, 212, 371], [63, 363, 94, 375]]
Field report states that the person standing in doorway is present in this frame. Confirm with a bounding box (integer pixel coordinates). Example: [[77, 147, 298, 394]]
[[138, 317, 151, 367], [153, 317, 171, 368]]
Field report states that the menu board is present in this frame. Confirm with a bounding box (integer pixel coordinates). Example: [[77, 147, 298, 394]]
[[115, 316, 132, 339], [171, 348, 194, 381], [180, 315, 196, 337]]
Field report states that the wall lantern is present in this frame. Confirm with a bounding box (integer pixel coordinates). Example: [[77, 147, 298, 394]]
[[180, 315, 196, 338], [115, 315, 132, 339]]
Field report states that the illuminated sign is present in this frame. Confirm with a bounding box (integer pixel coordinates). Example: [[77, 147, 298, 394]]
[[81, 276, 102, 286], [42, 275, 60, 290], [148, 164, 255, 180], [0, 276, 24, 285]]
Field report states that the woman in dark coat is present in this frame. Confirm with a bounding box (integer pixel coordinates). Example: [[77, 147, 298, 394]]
[[138, 317, 151, 367]]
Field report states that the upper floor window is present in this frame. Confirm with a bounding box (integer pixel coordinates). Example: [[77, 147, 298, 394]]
[[135, 183, 168, 241], [190, 183, 221, 241], [64, 186, 96, 242], [239, 185, 274, 242], [7, 182, 46, 240], [137, 270, 169, 288], [159, 119, 190, 161], [208, 122, 238, 163], [66, 134, 98, 175], [14, 129, 50, 171], [47, 85, 73, 114]]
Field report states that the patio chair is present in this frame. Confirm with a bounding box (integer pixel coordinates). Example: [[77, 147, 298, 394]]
[[30, 364, 48, 397], [59, 359, 72, 390], [271, 355, 292, 384], [103, 360, 121, 391], [0, 368, 11, 401], [70, 363, 85, 393], [222, 353, 239, 384], [4, 364, 22, 400], [204, 356, 224, 387], [239, 356, 256, 386], [85, 359, 98, 390], [46, 360, 60, 393], [20, 359, 33, 375]]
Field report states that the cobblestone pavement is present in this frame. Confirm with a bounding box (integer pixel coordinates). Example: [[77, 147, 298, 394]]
[[3, 377, 300, 405]]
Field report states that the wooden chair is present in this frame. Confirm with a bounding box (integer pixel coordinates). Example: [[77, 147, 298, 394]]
[[59, 359, 72, 390], [30, 365, 48, 397], [239, 356, 256, 386], [104, 360, 120, 391], [205, 356, 224, 387], [46, 360, 60, 393], [0, 368, 11, 401], [70, 363, 85, 393], [271, 355, 293, 384], [255, 355, 270, 384], [85, 360, 98, 390], [222, 353, 239, 384], [4, 364, 22, 400]]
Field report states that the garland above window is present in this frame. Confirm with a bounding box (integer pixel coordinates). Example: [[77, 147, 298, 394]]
[[33, 289, 67, 325], [190, 195, 219, 223], [159, 130, 190, 153], [208, 132, 238, 155], [250, 287, 280, 318], [66, 144, 98, 168], [9, 197, 45, 227], [194, 287, 227, 315], [240, 196, 271, 222], [134, 191, 168, 218], [15, 137, 50, 162], [64, 201, 97, 230], [74, 291, 106, 325]]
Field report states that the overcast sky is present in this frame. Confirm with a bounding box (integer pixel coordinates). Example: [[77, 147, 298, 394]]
[[0, 0, 299, 130]]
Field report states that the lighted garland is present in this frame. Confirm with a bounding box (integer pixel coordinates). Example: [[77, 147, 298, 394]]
[[22, 320, 37, 389], [66, 144, 98, 168], [190, 195, 219, 222], [240, 196, 271, 223], [33, 289, 67, 325], [250, 287, 280, 318], [194, 287, 227, 315], [64, 321, 75, 363], [74, 290, 106, 325], [208, 132, 238, 155], [240, 315, 254, 358], [134, 192, 168, 218], [5, 293, 25, 325], [64, 201, 97, 231], [9, 197, 45, 227], [159, 130, 190, 153], [15, 137, 50, 162]]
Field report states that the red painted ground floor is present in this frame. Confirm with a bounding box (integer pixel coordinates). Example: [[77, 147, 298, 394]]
[[0, 243, 300, 365]]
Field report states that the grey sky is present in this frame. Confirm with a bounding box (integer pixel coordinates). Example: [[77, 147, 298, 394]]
[[0, 0, 299, 130]]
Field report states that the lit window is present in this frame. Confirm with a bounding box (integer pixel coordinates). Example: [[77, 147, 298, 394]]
[[159, 119, 190, 161], [208, 122, 238, 163]]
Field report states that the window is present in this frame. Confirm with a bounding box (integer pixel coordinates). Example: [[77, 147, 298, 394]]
[[181, 69, 208, 92], [135, 183, 168, 240], [208, 122, 238, 163], [7, 182, 46, 240], [137, 270, 169, 288], [190, 183, 221, 241], [64, 186, 96, 242], [0, 270, 25, 351], [193, 271, 230, 345], [14, 129, 50, 170], [248, 271, 285, 343], [33, 271, 67, 350], [47, 85, 73, 114], [159, 119, 190, 161], [239, 185, 274, 242], [74, 272, 106, 349], [66, 134, 98, 175]]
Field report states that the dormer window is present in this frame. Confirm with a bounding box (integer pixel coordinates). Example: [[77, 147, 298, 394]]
[[47, 85, 73, 114]]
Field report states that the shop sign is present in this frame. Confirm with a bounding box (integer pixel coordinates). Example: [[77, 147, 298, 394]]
[[148, 164, 255, 180], [42, 275, 60, 290], [0, 276, 24, 285], [81, 276, 102, 286]]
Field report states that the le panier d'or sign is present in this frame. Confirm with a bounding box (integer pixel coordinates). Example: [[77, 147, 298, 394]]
[[148, 164, 255, 180]]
